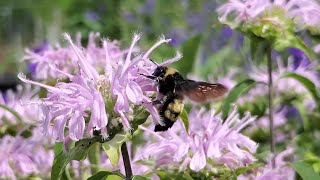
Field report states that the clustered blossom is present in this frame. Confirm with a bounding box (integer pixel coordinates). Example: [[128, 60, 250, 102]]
[[239, 51, 319, 110], [239, 148, 295, 180], [137, 107, 257, 172], [0, 87, 53, 179], [23, 32, 123, 80], [0, 130, 53, 180], [218, 0, 320, 32], [18, 33, 182, 142], [0, 85, 40, 125]]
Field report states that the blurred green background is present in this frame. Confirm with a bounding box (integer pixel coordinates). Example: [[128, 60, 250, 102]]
[[0, 0, 244, 80]]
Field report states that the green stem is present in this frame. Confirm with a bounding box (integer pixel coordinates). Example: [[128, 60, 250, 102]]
[[121, 142, 133, 180], [0, 104, 24, 124], [267, 46, 276, 168]]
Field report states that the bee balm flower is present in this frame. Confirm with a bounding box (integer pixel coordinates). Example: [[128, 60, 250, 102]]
[[138, 107, 257, 172], [18, 33, 182, 142]]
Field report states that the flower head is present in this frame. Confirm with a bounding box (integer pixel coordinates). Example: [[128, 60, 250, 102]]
[[241, 55, 320, 108], [0, 85, 40, 125], [0, 128, 53, 180], [218, 0, 269, 25], [138, 106, 257, 172], [239, 148, 295, 180], [18, 33, 182, 142], [23, 32, 122, 80], [218, 0, 320, 33]]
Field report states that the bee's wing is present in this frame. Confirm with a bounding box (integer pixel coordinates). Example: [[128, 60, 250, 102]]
[[176, 80, 228, 103]]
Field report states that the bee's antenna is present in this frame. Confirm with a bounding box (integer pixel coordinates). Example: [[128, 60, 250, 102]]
[[149, 58, 158, 67]]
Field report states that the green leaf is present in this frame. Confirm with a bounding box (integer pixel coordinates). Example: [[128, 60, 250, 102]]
[[175, 35, 201, 76], [131, 106, 150, 132], [249, 36, 265, 62], [156, 171, 176, 180], [51, 137, 100, 180], [102, 133, 128, 167], [54, 142, 64, 156], [281, 72, 320, 108], [273, 34, 314, 60], [221, 79, 257, 120], [235, 163, 263, 176], [291, 161, 320, 180], [230, 7, 314, 60], [88, 143, 101, 175], [87, 171, 125, 180], [180, 109, 189, 134], [238, 96, 267, 118], [132, 175, 152, 180]]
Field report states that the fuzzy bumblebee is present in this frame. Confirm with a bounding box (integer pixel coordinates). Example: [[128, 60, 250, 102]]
[[142, 60, 228, 131]]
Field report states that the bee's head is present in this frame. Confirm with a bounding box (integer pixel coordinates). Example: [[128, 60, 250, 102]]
[[152, 66, 166, 78]]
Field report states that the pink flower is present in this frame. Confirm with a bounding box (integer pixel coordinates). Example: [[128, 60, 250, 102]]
[[277, 0, 320, 31], [18, 33, 182, 142], [0, 129, 53, 180], [138, 106, 257, 172], [217, 0, 270, 25], [238, 148, 295, 180], [23, 32, 122, 80], [0, 85, 40, 125], [239, 55, 319, 109], [0, 85, 53, 179], [218, 0, 320, 32], [314, 44, 320, 54]]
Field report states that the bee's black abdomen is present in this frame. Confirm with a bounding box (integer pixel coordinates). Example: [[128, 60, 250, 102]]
[[154, 118, 174, 132], [154, 93, 184, 132]]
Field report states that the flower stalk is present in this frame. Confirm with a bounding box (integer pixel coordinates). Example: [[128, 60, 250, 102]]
[[267, 45, 275, 168], [121, 142, 133, 180]]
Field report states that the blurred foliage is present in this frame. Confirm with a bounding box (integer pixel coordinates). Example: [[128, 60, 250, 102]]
[[0, 0, 241, 77]]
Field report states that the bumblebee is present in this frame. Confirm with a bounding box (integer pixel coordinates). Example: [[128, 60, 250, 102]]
[[143, 61, 228, 131]]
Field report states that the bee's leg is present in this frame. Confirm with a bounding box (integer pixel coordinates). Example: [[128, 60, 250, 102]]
[[152, 93, 164, 105], [152, 100, 163, 105], [140, 74, 156, 80], [140, 74, 164, 82]]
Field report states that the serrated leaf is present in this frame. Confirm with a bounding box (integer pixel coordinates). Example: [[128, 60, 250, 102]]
[[281, 72, 320, 108], [291, 161, 320, 180], [180, 109, 189, 134], [132, 175, 152, 180], [51, 137, 100, 180], [102, 133, 128, 167], [87, 171, 125, 180], [221, 79, 257, 120], [175, 35, 201, 76]]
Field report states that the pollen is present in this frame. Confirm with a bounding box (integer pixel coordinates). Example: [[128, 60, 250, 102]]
[[96, 75, 112, 100], [164, 110, 172, 119], [111, 118, 120, 127]]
